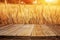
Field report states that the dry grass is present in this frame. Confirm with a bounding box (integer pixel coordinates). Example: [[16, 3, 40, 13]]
[[0, 4, 60, 26]]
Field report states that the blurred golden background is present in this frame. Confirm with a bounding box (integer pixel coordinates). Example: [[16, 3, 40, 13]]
[[0, 0, 60, 26]]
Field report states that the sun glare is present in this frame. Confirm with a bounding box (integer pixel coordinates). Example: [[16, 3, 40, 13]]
[[45, 0, 57, 3]]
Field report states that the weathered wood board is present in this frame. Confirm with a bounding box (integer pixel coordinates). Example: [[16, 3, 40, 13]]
[[0, 24, 60, 36], [0, 24, 34, 36]]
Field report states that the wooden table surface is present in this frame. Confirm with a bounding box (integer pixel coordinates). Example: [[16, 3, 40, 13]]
[[0, 24, 60, 36]]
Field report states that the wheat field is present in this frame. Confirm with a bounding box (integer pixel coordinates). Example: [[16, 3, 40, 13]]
[[0, 4, 60, 26]]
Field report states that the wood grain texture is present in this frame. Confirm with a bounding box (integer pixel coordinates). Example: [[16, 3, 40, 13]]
[[0, 24, 60, 36], [0, 24, 34, 36], [46, 25, 60, 36], [31, 24, 56, 36]]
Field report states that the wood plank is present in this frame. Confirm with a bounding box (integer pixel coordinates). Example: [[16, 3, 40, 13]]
[[0, 24, 59, 36], [31, 25, 45, 36], [40, 25, 56, 36], [0, 24, 13, 29], [31, 24, 56, 36], [0, 24, 24, 35], [0, 24, 34, 36], [47, 25, 60, 36], [16, 24, 34, 36]]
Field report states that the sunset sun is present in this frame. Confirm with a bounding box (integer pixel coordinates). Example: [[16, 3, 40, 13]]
[[45, 0, 57, 3]]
